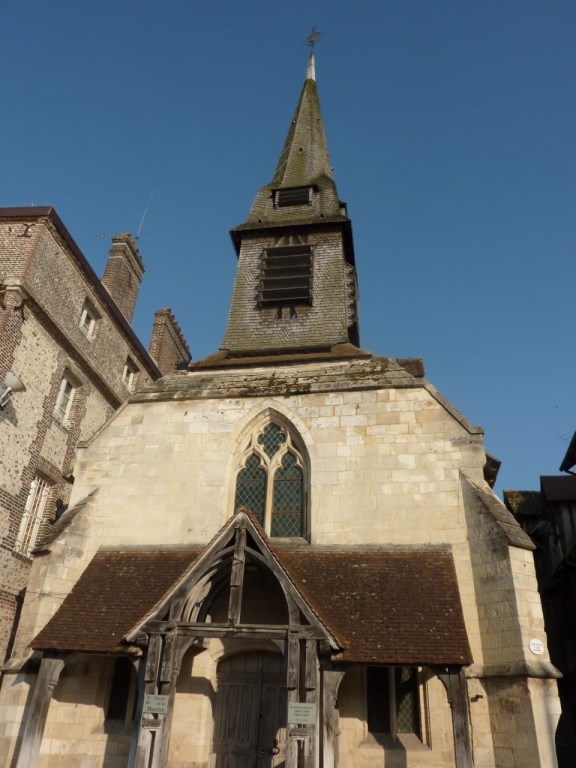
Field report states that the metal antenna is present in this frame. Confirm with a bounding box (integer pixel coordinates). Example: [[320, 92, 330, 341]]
[[136, 183, 158, 241], [304, 27, 322, 50]]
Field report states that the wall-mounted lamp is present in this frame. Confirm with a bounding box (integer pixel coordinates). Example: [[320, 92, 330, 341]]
[[0, 371, 26, 409]]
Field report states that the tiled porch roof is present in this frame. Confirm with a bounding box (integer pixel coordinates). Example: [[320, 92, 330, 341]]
[[32, 544, 471, 666]]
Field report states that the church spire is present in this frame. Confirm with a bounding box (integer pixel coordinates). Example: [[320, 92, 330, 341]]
[[269, 52, 333, 192], [222, 47, 361, 358]]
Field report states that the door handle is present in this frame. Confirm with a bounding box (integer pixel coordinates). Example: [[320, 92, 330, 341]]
[[260, 739, 280, 756]]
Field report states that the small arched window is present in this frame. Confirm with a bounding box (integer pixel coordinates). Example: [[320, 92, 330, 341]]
[[234, 422, 306, 538]]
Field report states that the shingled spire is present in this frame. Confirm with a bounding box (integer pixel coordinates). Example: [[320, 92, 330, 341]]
[[222, 52, 361, 357], [270, 54, 333, 192]]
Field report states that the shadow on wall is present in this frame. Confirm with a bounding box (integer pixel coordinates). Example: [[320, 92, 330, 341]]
[[338, 666, 408, 768]]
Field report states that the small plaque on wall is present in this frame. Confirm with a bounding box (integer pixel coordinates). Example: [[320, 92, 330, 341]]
[[288, 702, 316, 725], [143, 694, 169, 714], [529, 638, 544, 656]]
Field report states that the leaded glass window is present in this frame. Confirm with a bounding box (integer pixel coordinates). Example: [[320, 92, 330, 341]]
[[234, 421, 307, 538], [234, 454, 266, 526], [258, 423, 286, 458], [367, 666, 421, 740], [271, 453, 304, 537]]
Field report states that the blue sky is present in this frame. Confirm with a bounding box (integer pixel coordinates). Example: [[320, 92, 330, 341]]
[[2, 1, 575, 495]]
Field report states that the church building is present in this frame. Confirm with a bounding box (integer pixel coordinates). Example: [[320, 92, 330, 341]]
[[0, 52, 561, 768]]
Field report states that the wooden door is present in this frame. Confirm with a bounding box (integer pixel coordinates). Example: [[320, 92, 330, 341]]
[[212, 652, 287, 768]]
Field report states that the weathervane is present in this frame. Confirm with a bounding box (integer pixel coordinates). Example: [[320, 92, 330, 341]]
[[304, 27, 322, 50]]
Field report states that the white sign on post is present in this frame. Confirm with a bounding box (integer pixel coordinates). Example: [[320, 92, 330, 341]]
[[288, 702, 316, 725], [143, 694, 169, 714]]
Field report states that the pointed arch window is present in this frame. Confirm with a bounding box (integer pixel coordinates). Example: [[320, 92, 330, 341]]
[[234, 422, 307, 538]]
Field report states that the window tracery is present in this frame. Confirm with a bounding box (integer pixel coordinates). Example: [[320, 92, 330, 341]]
[[234, 422, 306, 538]]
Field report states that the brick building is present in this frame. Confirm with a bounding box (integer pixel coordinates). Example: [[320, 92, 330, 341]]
[[0, 55, 561, 768], [0, 207, 190, 661], [505, 442, 576, 768]]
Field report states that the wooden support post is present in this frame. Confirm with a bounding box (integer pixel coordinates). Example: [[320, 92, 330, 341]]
[[435, 667, 473, 768], [321, 667, 345, 768], [131, 635, 160, 768], [129, 630, 189, 768], [15, 655, 65, 768], [304, 640, 318, 768], [153, 633, 187, 768], [227, 525, 246, 625], [286, 631, 300, 768]]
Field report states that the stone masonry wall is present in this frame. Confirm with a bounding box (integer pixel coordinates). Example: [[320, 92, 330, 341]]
[[1, 360, 560, 767]]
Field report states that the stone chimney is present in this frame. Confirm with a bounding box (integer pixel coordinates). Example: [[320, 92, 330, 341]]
[[101, 234, 144, 323], [149, 308, 191, 374]]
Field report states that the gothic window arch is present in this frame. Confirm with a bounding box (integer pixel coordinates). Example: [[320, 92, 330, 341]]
[[234, 421, 307, 538]]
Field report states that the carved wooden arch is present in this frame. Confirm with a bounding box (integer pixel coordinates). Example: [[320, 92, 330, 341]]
[[128, 512, 339, 651], [171, 543, 290, 628], [167, 519, 309, 632], [125, 513, 341, 768]]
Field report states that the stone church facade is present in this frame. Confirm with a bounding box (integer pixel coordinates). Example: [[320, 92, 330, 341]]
[[0, 54, 561, 768]]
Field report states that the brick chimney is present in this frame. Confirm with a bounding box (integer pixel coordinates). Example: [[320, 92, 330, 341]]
[[101, 234, 144, 323], [149, 308, 191, 374]]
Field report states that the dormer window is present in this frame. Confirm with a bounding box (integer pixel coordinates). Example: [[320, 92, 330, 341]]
[[274, 187, 313, 208], [260, 245, 312, 308]]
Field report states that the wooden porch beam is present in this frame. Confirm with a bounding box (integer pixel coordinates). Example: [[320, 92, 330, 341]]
[[321, 666, 345, 768], [227, 525, 246, 625], [177, 623, 326, 640], [434, 666, 473, 768], [15, 655, 65, 768]]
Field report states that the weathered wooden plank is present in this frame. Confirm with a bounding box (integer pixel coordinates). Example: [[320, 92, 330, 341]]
[[450, 669, 473, 768], [177, 624, 325, 640], [152, 637, 191, 768], [287, 633, 300, 690], [286, 592, 301, 627], [159, 630, 177, 683], [305, 640, 317, 691], [286, 671, 300, 768], [227, 525, 246, 625], [321, 667, 345, 768], [145, 634, 162, 684], [15, 655, 65, 768], [128, 654, 149, 768], [435, 667, 473, 768], [178, 622, 321, 640], [304, 642, 318, 768]]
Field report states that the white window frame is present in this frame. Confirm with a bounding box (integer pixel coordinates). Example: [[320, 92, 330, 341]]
[[54, 377, 75, 426], [79, 301, 98, 339], [122, 358, 138, 392], [15, 475, 51, 556]]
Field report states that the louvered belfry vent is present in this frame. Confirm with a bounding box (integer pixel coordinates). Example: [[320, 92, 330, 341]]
[[260, 245, 312, 306], [275, 187, 312, 207]]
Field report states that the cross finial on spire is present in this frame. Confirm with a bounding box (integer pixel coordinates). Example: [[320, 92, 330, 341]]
[[304, 27, 322, 50]]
